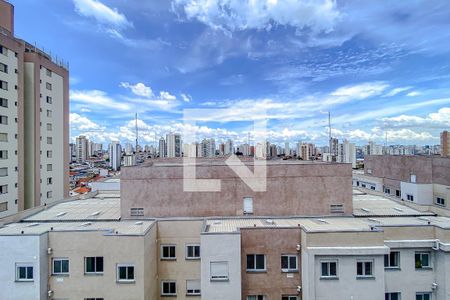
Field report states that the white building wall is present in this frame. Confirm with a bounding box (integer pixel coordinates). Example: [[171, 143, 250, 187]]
[[0, 234, 48, 300], [433, 183, 450, 209], [0, 44, 19, 217], [400, 182, 433, 205], [201, 233, 241, 300]]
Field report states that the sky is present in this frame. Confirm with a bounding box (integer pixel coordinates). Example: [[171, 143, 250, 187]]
[[11, 0, 450, 146]]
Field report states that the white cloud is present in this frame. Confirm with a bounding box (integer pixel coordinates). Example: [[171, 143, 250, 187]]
[[383, 86, 412, 97], [172, 0, 340, 33], [380, 107, 450, 129], [120, 82, 154, 97], [181, 93, 192, 102], [159, 91, 177, 101], [70, 90, 131, 111], [407, 91, 422, 97], [73, 0, 131, 29], [70, 113, 101, 130], [330, 81, 389, 100]]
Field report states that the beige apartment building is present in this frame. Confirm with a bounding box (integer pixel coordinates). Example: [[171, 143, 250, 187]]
[[0, 0, 69, 218], [442, 130, 450, 157]]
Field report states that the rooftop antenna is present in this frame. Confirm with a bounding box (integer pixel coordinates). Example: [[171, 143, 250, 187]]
[[384, 131, 388, 155], [135, 113, 138, 152], [328, 111, 332, 159]]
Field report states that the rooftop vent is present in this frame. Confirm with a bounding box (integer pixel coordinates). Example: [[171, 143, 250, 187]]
[[360, 208, 371, 213], [134, 221, 143, 225], [80, 222, 92, 227], [367, 218, 381, 223], [213, 220, 222, 225], [91, 211, 101, 216], [27, 223, 39, 227], [56, 212, 67, 217], [265, 219, 275, 225], [393, 207, 403, 212], [313, 219, 329, 224]]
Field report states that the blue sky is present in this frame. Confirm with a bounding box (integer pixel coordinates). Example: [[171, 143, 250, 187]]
[[11, 0, 450, 146]]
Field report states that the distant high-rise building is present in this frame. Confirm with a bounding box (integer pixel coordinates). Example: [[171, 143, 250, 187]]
[[201, 138, 216, 157], [441, 131, 449, 157], [337, 140, 356, 168], [224, 139, 233, 155], [109, 141, 122, 171], [365, 141, 383, 156], [0, 0, 69, 217], [124, 143, 134, 155], [241, 143, 250, 156], [330, 138, 339, 160], [75, 135, 88, 163], [166, 133, 181, 158], [158, 137, 166, 158], [284, 142, 290, 156]]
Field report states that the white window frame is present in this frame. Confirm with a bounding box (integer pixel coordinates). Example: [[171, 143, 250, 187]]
[[435, 197, 445, 206], [116, 264, 135, 283], [52, 258, 69, 275], [416, 292, 432, 300], [210, 261, 229, 281], [161, 244, 176, 260], [84, 256, 104, 274], [246, 254, 266, 272], [185, 244, 200, 260], [281, 254, 298, 272], [385, 292, 401, 300], [282, 296, 298, 300], [356, 260, 374, 278], [384, 251, 400, 269], [415, 252, 431, 269], [186, 279, 201, 296], [161, 280, 176, 296], [16, 263, 34, 282], [247, 296, 266, 300], [320, 260, 338, 278], [406, 194, 414, 201]]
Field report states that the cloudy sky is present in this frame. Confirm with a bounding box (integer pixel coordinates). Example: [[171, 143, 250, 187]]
[[12, 0, 450, 146]]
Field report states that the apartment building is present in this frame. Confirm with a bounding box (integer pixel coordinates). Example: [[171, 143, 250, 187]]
[[120, 159, 353, 218], [76, 135, 88, 163], [353, 155, 450, 210], [166, 133, 181, 158], [442, 130, 449, 157], [0, 0, 69, 217]]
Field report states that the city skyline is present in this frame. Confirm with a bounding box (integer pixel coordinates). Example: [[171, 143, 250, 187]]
[[9, 0, 450, 146]]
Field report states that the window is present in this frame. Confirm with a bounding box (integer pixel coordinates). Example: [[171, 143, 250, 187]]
[[85, 298, 104, 300], [243, 197, 253, 214], [416, 292, 431, 300], [47, 123, 52, 131], [385, 293, 401, 300], [47, 150, 52, 158], [321, 260, 337, 278], [16, 264, 33, 281], [46, 69, 52, 77], [0, 98, 7, 108], [117, 264, 134, 282], [46, 96, 52, 104], [0, 45, 6, 55], [411, 174, 416, 183], [47, 164, 52, 171], [396, 190, 401, 197], [247, 296, 266, 300], [47, 191, 53, 198], [186, 279, 200, 296], [0, 201, 7, 212], [371, 186, 376, 190], [0, 115, 7, 125], [161, 245, 176, 260], [361, 183, 366, 188], [47, 109, 52, 117], [210, 261, 228, 281], [47, 177, 53, 185], [0, 184, 7, 194], [406, 194, 414, 201], [384, 187, 391, 194], [0, 167, 7, 177], [415, 252, 431, 269], [85, 257, 103, 274], [282, 296, 298, 300], [246, 254, 266, 271], [186, 244, 200, 259], [281, 255, 298, 272], [357, 260, 373, 278], [0, 63, 7, 73], [46, 82, 52, 90], [52, 258, 69, 275], [384, 252, 400, 268], [436, 197, 445, 206], [0, 133, 7, 141], [0, 150, 7, 159], [47, 137, 53, 144], [0, 80, 7, 90], [161, 281, 176, 296]]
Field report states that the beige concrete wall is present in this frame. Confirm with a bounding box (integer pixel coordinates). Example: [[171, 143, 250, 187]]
[[48, 229, 155, 300], [303, 231, 384, 247], [121, 161, 353, 218], [240, 228, 301, 299], [157, 220, 203, 299], [382, 226, 435, 241], [0, 0, 14, 35]]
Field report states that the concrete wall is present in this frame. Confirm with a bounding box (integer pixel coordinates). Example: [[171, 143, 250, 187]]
[[0, 0, 14, 35], [240, 228, 301, 299], [121, 161, 353, 218], [48, 230, 153, 300], [201, 233, 242, 300], [0, 234, 48, 300], [400, 182, 433, 205], [157, 220, 202, 300]]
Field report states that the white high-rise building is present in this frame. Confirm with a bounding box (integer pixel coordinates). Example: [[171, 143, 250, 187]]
[[224, 139, 233, 155], [124, 143, 134, 155], [337, 140, 356, 168], [75, 135, 88, 163], [158, 137, 166, 158], [201, 138, 216, 157], [284, 142, 290, 156], [166, 133, 181, 158], [365, 141, 383, 156], [109, 141, 122, 171]]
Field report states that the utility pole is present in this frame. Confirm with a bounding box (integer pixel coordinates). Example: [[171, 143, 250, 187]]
[[328, 111, 332, 161], [135, 113, 138, 153]]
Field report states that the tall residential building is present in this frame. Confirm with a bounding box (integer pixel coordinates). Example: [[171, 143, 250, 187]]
[[75, 135, 88, 163], [158, 137, 166, 158], [330, 137, 339, 160], [441, 130, 449, 157], [365, 141, 383, 156], [124, 142, 133, 155], [201, 138, 215, 157], [166, 133, 181, 158], [0, 0, 69, 217], [109, 141, 122, 171], [224, 139, 233, 155], [337, 139, 356, 168], [284, 141, 290, 156]]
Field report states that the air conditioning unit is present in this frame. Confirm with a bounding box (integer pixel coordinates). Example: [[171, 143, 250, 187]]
[[432, 240, 440, 251], [431, 282, 438, 290], [48, 290, 53, 297], [296, 244, 301, 251], [297, 286, 302, 293], [47, 247, 52, 255]]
